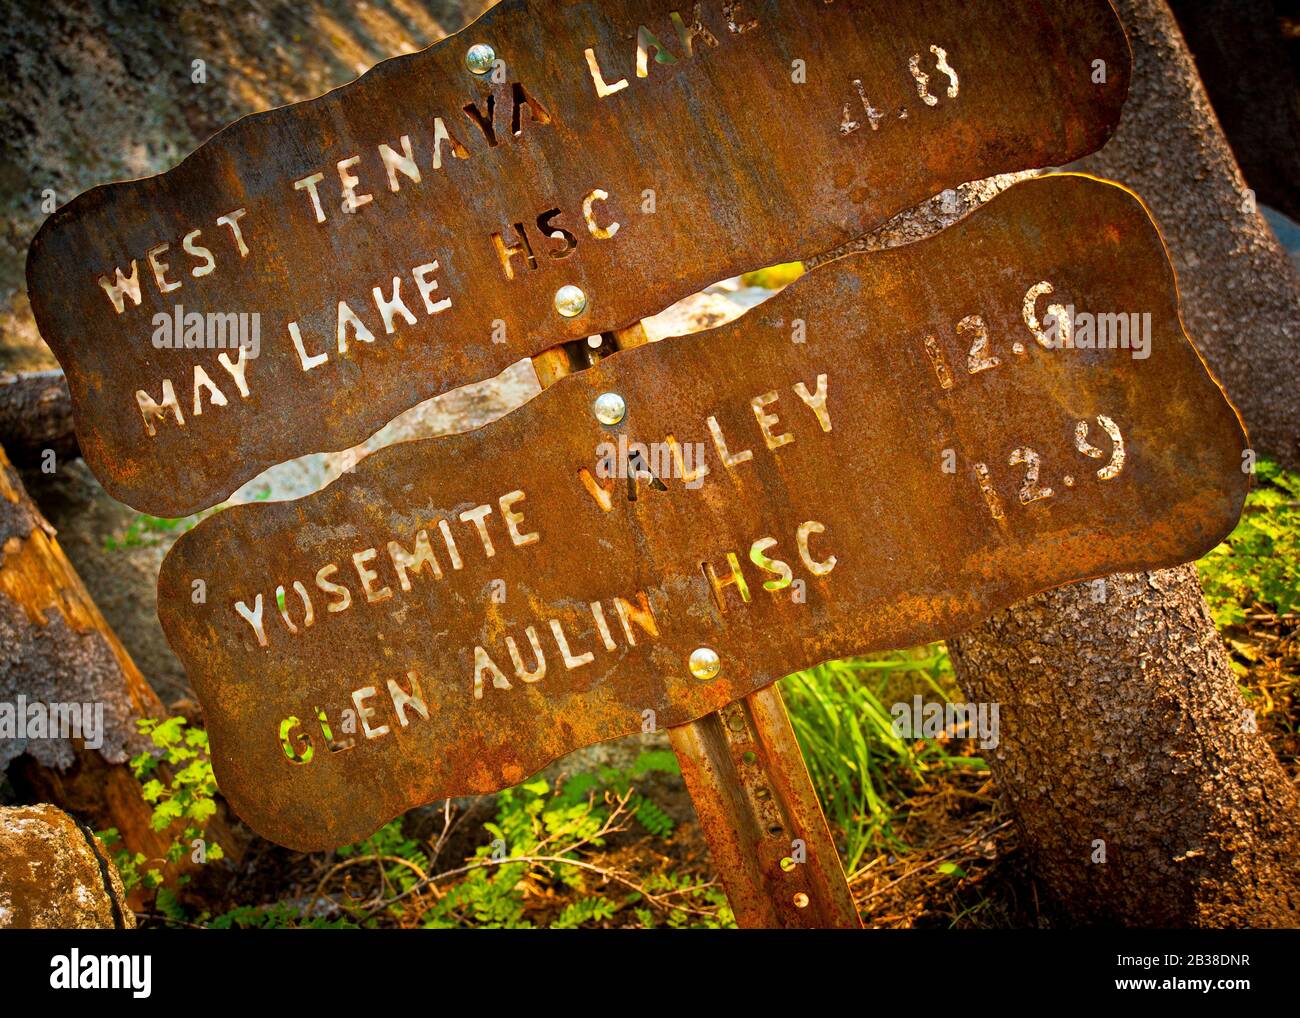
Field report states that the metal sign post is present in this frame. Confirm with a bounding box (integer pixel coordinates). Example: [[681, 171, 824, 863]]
[[670, 686, 861, 927], [28, 2, 1251, 932], [534, 324, 859, 928]]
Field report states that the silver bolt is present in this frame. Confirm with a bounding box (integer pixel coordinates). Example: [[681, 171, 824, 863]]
[[688, 646, 721, 681], [554, 284, 588, 318], [593, 392, 626, 426], [466, 44, 496, 75]]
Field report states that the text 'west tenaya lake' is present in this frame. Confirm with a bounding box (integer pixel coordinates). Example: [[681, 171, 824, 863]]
[[27, 0, 1130, 516]]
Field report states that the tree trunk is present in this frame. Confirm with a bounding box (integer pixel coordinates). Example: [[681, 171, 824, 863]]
[[894, 200, 1300, 927], [949, 567, 1300, 926], [943, 0, 1300, 926], [1166, 0, 1300, 223], [1071, 0, 1300, 470]]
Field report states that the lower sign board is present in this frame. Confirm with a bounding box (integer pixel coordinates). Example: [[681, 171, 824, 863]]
[[28, 0, 1130, 518], [157, 175, 1248, 851]]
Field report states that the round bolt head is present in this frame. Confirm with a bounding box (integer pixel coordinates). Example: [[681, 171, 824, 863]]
[[466, 44, 496, 74], [593, 392, 626, 426], [554, 284, 588, 318], [688, 646, 721, 681]]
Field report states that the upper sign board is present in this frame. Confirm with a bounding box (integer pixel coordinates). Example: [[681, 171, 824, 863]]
[[28, 0, 1130, 517], [157, 176, 1247, 851]]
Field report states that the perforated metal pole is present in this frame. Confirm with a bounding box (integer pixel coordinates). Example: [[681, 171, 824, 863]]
[[531, 325, 860, 930], [668, 685, 861, 928]]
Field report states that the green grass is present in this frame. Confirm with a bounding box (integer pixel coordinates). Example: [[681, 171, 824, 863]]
[[781, 645, 983, 871], [1197, 458, 1299, 626]]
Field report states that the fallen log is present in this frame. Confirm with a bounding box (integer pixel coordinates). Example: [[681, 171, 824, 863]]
[[0, 370, 79, 468], [0, 441, 241, 903]]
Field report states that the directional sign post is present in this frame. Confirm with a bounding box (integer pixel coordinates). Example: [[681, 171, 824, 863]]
[[27, 2, 1253, 930], [151, 175, 1247, 905]]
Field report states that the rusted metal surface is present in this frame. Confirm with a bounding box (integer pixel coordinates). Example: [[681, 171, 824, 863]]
[[537, 316, 858, 928], [670, 687, 861, 928], [155, 175, 1249, 853], [28, 0, 1130, 518]]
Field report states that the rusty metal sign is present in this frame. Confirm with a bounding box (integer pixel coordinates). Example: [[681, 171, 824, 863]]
[[156, 176, 1247, 852], [27, 0, 1130, 518]]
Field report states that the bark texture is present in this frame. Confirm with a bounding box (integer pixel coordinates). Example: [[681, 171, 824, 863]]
[[1071, 0, 1300, 470], [0, 442, 157, 773], [0, 370, 77, 468], [0, 441, 241, 888], [1167, 0, 1300, 222], [950, 567, 1300, 927]]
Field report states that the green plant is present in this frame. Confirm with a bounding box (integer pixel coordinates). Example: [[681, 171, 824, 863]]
[[1197, 459, 1300, 626], [103, 488, 270, 552], [740, 261, 804, 289], [550, 748, 680, 837], [551, 896, 617, 928], [95, 828, 159, 893], [337, 817, 430, 901], [405, 751, 725, 928], [419, 768, 626, 928], [98, 716, 224, 893], [632, 870, 733, 929], [128, 749, 702, 929], [209, 903, 355, 929]]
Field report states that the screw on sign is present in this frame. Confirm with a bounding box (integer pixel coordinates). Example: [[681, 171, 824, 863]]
[[154, 176, 1249, 925], [26, 0, 1130, 518]]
